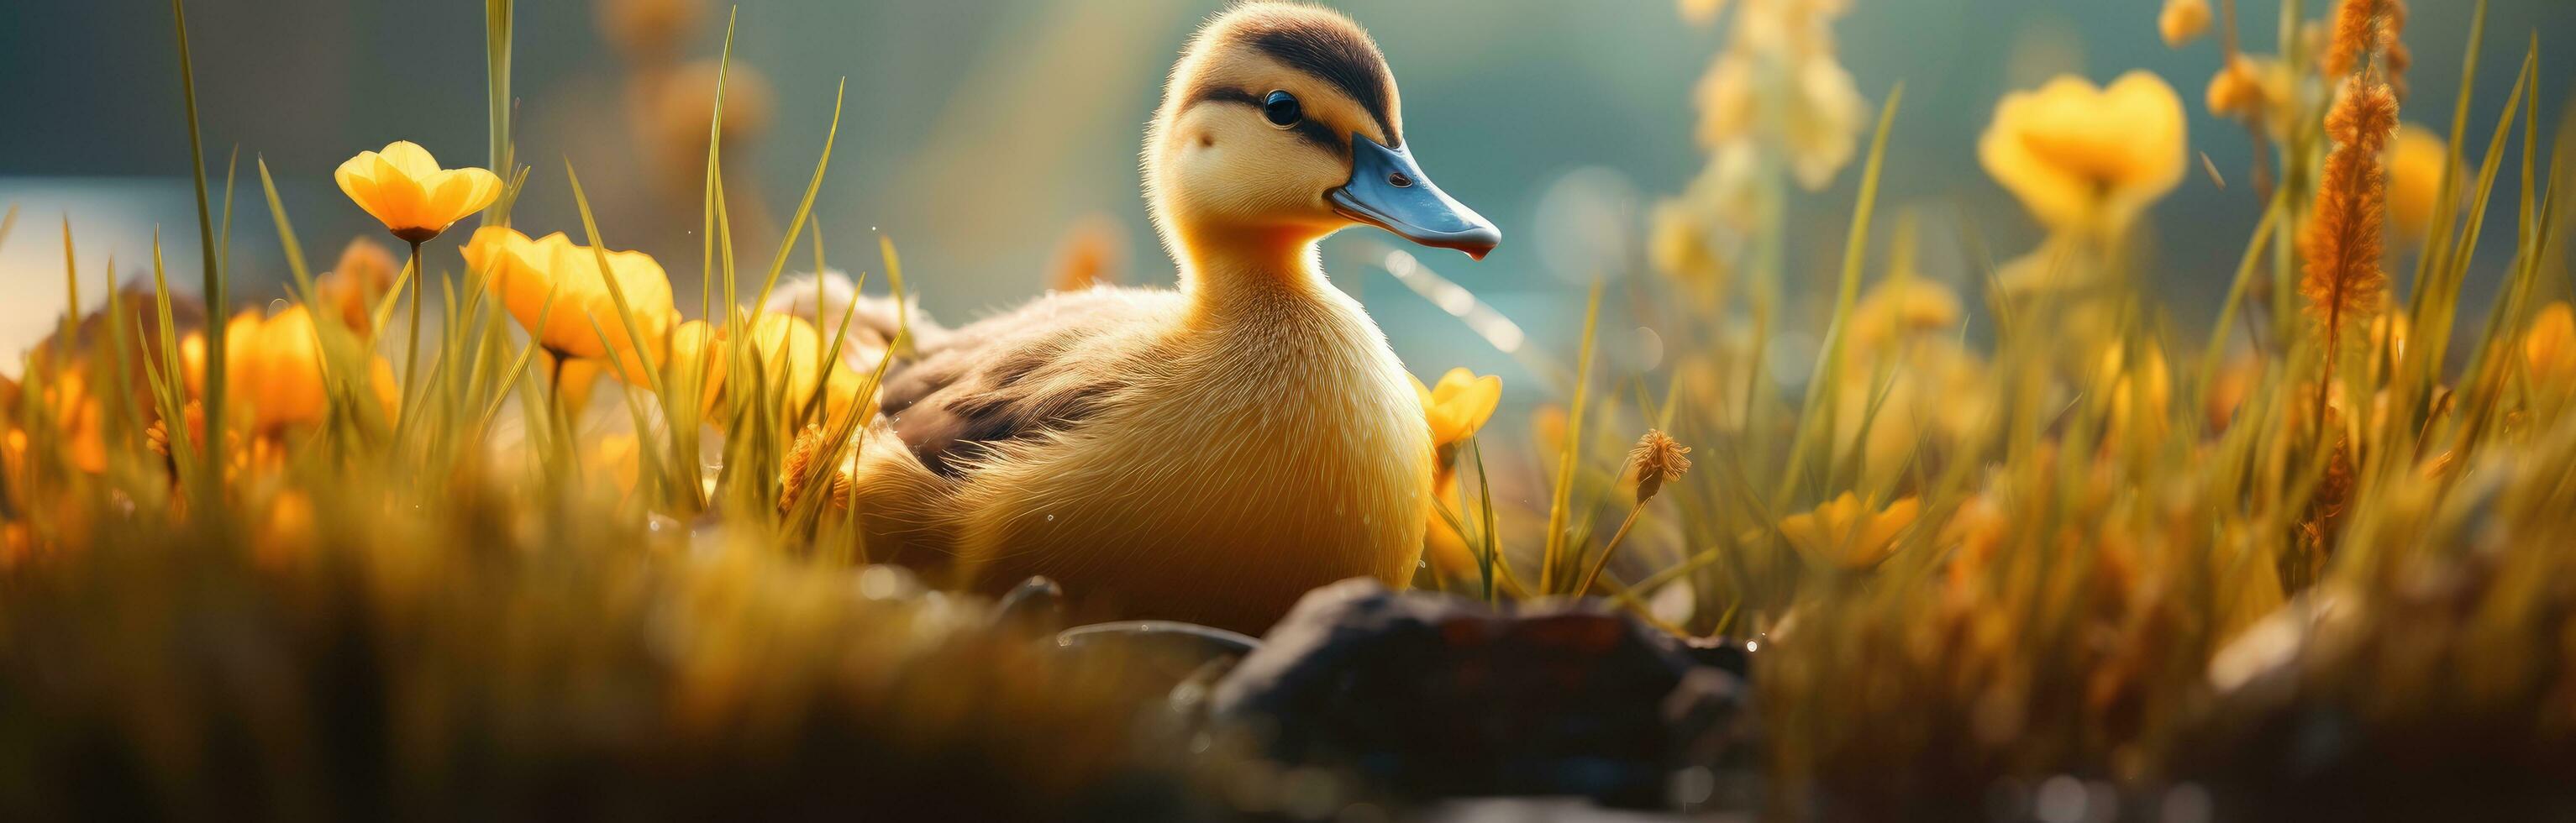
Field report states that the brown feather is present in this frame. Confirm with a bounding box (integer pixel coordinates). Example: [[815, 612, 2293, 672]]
[[879, 288, 1175, 477]]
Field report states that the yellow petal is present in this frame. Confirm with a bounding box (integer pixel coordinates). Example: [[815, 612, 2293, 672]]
[[2527, 302, 2576, 383], [423, 167, 502, 228], [1979, 71, 2185, 235], [374, 140, 442, 179], [1861, 497, 1921, 555], [336, 160, 398, 231], [334, 153, 378, 207], [454, 167, 503, 215], [367, 152, 432, 231], [1448, 374, 1501, 435], [2384, 123, 2447, 244], [1434, 367, 1477, 396], [465, 228, 558, 350], [180, 332, 209, 396], [369, 355, 401, 419], [2161, 0, 2211, 47], [1779, 510, 1829, 556]]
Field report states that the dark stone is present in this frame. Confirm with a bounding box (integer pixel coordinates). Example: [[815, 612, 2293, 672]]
[[1207, 579, 1757, 810]]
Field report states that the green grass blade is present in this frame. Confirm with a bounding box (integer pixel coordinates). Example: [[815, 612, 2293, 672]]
[[476, 292, 558, 433], [171, 0, 228, 501], [217, 146, 237, 285], [701, 8, 738, 327], [59, 218, 80, 352], [564, 160, 671, 404], [1540, 280, 1601, 592], [881, 235, 911, 356], [1778, 82, 1902, 506], [2196, 196, 2284, 409], [486, 0, 515, 223]]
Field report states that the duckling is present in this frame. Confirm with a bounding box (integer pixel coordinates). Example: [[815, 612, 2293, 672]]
[[835, 1, 1501, 636]]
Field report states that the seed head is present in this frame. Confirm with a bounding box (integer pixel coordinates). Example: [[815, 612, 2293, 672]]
[[1628, 429, 1694, 505]]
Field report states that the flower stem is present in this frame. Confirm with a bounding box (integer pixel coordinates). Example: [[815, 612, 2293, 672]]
[[401, 239, 424, 411], [542, 345, 578, 454], [1574, 502, 1647, 596], [545, 348, 567, 406]]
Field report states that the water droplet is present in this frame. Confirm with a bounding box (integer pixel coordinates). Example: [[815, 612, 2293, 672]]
[[1044, 513, 1054, 522]]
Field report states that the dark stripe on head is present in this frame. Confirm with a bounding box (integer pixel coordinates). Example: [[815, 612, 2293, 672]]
[[1187, 86, 1348, 155], [1237, 16, 1400, 146]]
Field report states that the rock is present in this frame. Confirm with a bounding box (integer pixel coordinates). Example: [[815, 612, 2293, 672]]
[[2182, 584, 2576, 821], [1207, 579, 1756, 810]]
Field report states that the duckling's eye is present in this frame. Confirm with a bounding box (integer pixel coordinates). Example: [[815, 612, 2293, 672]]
[[1261, 90, 1302, 128]]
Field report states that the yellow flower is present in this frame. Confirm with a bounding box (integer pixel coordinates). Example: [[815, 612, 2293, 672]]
[[1937, 491, 2011, 592], [538, 349, 611, 415], [2159, 0, 2211, 47], [463, 227, 676, 360], [334, 141, 502, 243], [1412, 368, 1502, 448], [599, 0, 707, 60], [315, 237, 401, 333], [1980, 71, 2187, 237], [586, 432, 644, 497], [602, 318, 725, 417], [2526, 302, 2576, 386], [2205, 55, 2294, 132], [1649, 202, 1722, 291], [1848, 276, 1964, 353], [16, 368, 108, 474], [1413, 367, 1501, 584], [726, 314, 871, 423], [1780, 492, 1921, 570], [2205, 59, 2261, 117], [2096, 343, 2173, 444], [1695, 53, 1866, 191], [185, 305, 397, 432], [2384, 123, 2448, 244], [1834, 339, 1992, 490]]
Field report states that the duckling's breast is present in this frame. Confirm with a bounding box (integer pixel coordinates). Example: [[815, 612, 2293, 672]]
[[949, 292, 1432, 634]]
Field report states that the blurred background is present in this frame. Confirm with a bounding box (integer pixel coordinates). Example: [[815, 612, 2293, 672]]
[[3, 0, 2568, 396]]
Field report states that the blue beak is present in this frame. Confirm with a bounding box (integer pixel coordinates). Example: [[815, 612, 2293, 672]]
[[1327, 134, 1501, 260]]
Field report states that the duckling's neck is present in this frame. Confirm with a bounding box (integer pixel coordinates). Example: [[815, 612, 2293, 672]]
[[1174, 225, 1339, 328]]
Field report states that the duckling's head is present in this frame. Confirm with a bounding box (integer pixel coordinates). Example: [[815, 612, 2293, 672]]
[[1146, 3, 1501, 263]]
